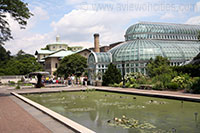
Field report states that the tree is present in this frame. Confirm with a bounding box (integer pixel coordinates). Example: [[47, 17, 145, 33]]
[[15, 49, 34, 60], [41, 45, 50, 50], [56, 54, 87, 78], [0, 44, 11, 63], [102, 63, 122, 86], [146, 56, 172, 77], [0, 0, 32, 44], [198, 31, 200, 41], [0, 53, 42, 75]]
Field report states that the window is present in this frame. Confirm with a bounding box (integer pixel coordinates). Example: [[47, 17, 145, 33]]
[[55, 63, 58, 68]]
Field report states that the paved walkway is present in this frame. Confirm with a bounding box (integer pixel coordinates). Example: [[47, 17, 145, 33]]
[[0, 95, 51, 133], [0, 86, 76, 133]]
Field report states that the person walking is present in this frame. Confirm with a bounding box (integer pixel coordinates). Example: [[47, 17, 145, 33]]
[[84, 76, 88, 86], [71, 74, 75, 86]]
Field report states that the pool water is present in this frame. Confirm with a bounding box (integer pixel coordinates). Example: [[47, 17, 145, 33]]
[[24, 91, 200, 133]]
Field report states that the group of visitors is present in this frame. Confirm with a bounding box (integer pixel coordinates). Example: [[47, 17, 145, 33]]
[[64, 75, 88, 86], [42, 75, 88, 86]]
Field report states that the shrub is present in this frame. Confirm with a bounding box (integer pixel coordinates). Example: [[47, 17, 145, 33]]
[[173, 64, 200, 77], [15, 83, 20, 89], [102, 63, 122, 86], [189, 78, 200, 94], [8, 81, 15, 84], [146, 56, 172, 77], [113, 83, 120, 87], [171, 75, 192, 89], [152, 82, 164, 90], [119, 82, 123, 87], [125, 82, 130, 88], [125, 72, 149, 84], [166, 82, 179, 90], [152, 73, 174, 87], [129, 84, 139, 88]]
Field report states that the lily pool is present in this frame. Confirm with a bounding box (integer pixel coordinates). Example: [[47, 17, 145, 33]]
[[24, 90, 200, 133]]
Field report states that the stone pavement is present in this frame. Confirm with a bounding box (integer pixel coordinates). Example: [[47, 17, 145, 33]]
[[0, 95, 51, 133], [0, 86, 76, 133]]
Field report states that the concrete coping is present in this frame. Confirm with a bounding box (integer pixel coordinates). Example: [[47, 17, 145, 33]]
[[11, 92, 96, 133], [93, 88, 200, 102]]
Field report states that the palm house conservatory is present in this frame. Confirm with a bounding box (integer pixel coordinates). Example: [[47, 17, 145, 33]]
[[88, 22, 200, 83]]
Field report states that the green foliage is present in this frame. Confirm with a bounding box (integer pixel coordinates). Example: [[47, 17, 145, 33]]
[[0, 45, 11, 63], [190, 78, 200, 94], [198, 31, 200, 41], [125, 82, 131, 88], [165, 82, 179, 90], [0, 49, 42, 75], [152, 82, 164, 90], [152, 72, 176, 86], [146, 56, 172, 77], [171, 75, 192, 89], [173, 64, 200, 77], [41, 45, 50, 50], [0, 0, 32, 44], [56, 54, 87, 78], [68, 47, 72, 50], [8, 81, 15, 84], [15, 83, 20, 89], [102, 63, 122, 86], [125, 72, 149, 84]]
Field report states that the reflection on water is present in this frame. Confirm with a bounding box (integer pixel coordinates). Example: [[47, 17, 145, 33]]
[[24, 91, 200, 133]]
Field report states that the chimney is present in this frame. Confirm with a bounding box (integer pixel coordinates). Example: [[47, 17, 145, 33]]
[[94, 33, 100, 53]]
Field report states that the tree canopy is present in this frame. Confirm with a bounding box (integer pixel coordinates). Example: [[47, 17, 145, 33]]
[[146, 56, 172, 77], [102, 63, 122, 86], [0, 44, 11, 63], [0, 46, 42, 76], [198, 31, 200, 41], [56, 54, 87, 78], [0, 0, 32, 44]]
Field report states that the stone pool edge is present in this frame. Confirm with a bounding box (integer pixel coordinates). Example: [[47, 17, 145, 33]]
[[11, 92, 96, 133], [92, 87, 200, 102]]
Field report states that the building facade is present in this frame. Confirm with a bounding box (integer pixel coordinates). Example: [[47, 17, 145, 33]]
[[88, 22, 200, 83], [35, 36, 84, 77]]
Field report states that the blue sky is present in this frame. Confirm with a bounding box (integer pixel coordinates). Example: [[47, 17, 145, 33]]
[[4, 0, 200, 54]]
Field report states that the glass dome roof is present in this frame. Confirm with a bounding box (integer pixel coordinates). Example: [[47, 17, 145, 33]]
[[109, 40, 200, 62], [88, 52, 111, 64], [125, 22, 200, 41]]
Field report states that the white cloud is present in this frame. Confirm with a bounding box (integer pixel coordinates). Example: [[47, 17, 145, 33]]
[[4, 6, 51, 54], [5, 0, 160, 54], [32, 7, 49, 20], [195, 1, 200, 13], [51, 8, 154, 48], [185, 16, 200, 25]]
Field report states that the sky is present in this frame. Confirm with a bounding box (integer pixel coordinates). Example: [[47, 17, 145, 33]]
[[4, 0, 200, 54]]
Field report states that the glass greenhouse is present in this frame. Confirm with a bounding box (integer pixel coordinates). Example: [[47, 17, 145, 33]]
[[88, 22, 200, 83]]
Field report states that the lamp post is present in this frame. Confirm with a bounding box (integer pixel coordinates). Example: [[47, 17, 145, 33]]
[[122, 61, 125, 88]]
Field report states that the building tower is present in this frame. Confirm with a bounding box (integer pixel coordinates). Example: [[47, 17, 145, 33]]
[[94, 33, 100, 53], [56, 35, 60, 42]]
